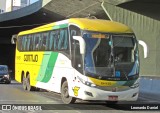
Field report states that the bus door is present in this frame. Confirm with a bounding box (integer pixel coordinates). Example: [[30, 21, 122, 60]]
[[70, 25, 83, 74]]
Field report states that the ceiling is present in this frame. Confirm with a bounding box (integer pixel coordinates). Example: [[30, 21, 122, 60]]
[[0, 0, 159, 43]]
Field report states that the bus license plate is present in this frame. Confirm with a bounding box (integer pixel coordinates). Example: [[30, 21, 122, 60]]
[[108, 96, 118, 101]]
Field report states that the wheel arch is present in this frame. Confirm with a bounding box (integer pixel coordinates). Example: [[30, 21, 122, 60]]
[[26, 71, 30, 77], [61, 77, 67, 87]]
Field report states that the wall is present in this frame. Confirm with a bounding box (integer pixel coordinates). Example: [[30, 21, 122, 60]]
[[0, 0, 6, 13], [6, 0, 12, 12], [0, 0, 21, 13], [103, 3, 160, 76]]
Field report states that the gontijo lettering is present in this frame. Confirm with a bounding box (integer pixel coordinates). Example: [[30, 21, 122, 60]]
[[24, 54, 38, 62]]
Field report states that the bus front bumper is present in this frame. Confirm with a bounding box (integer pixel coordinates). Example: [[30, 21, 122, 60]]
[[72, 84, 139, 101]]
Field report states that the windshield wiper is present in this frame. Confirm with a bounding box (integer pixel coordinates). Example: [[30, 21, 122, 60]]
[[124, 71, 129, 80]]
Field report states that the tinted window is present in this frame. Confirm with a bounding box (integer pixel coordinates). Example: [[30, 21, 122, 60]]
[[17, 28, 69, 53]]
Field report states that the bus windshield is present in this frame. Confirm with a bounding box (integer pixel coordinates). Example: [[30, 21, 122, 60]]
[[83, 32, 138, 78], [113, 35, 136, 63]]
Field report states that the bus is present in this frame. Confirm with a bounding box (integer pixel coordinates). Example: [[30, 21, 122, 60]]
[[15, 18, 139, 104]]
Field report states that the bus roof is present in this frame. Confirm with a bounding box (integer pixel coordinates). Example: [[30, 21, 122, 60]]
[[18, 18, 133, 36], [69, 18, 133, 33]]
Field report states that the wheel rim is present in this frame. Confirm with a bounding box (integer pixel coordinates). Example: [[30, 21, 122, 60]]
[[61, 81, 76, 104], [26, 77, 29, 86], [26, 76, 31, 90], [22, 76, 26, 89]]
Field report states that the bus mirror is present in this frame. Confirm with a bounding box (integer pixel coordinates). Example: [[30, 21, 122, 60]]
[[73, 36, 85, 54], [138, 40, 148, 58], [11, 34, 17, 44]]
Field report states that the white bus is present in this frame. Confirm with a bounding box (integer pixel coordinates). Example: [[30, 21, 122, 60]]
[[15, 18, 139, 104]]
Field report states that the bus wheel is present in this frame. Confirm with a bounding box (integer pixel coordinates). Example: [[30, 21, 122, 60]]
[[22, 75, 27, 90], [61, 81, 76, 104], [26, 74, 35, 91]]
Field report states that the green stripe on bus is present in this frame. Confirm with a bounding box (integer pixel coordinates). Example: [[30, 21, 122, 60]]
[[42, 52, 58, 83], [36, 52, 58, 83], [53, 24, 68, 30]]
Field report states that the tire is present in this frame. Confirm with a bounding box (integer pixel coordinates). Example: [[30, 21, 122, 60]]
[[22, 75, 27, 90], [61, 81, 76, 104], [26, 74, 35, 91]]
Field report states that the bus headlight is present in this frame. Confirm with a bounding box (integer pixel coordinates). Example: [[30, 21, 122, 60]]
[[130, 82, 139, 88], [130, 83, 139, 88], [77, 76, 96, 87]]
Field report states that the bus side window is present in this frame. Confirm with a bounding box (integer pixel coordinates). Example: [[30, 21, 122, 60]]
[[45, 32, 50, 51], [49, 30, 59, 51], [33, 34, 37, 51], [63, 29, 69, 50], [41, 32, 48, 51], [21, 36, 24, 51], [29, 35, 33, 51], [58, 28, 69, 52], [35, 33, 42, 51], [58, 30, 64, 50], [26, 36, 30, 51], [17, 37, 22, 51], [26, 35, 32, 51], [49, 31, 55, 51], [39, 35, 43, 51], [54, 30, 59, 51], [33, 34, 38, 51], [22, 36, 27, 51]]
